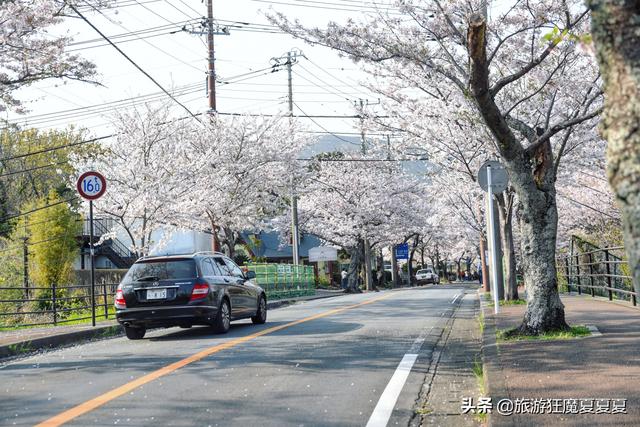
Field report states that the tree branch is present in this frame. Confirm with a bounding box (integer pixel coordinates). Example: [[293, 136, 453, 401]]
[[467, 14, 523, 160]]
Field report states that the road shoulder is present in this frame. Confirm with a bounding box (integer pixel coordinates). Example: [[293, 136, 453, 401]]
[[411, 287, 483, 426]]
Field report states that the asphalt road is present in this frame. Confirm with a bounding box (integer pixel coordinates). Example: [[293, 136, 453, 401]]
[[0, 286, 468, 427]]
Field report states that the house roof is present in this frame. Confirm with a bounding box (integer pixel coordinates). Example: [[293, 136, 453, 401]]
[[240, 230, 324, 259]]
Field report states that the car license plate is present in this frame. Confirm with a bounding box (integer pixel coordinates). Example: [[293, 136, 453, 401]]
[[146, 289, 166, 300]]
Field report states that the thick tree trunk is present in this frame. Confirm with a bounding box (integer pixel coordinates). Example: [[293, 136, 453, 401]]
[[346, 241, 364, 293], [468, 15, 568, 333], [221, 227, 236, 258], [514, 181, 567, 333], [497, 193, 519, 300], [208, 215, 220, 252], [363, 237, 373, 291], [589, 0, 640, 297]]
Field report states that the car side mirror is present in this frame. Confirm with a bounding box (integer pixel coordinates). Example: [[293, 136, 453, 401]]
[[244, 270, 256, 280]]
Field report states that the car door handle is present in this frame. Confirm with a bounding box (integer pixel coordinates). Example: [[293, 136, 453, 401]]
[[223, 278, 230, 283]]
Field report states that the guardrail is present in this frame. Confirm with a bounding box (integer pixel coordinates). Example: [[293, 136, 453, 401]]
[[0, 263, 316, 329], [0, 283, 118, 328], [247, 263, 315, 300], [557, 244, 638, 306]]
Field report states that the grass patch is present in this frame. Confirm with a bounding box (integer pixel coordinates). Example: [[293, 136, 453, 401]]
[[471, 356, 488, 423], [488, 298, 527, 307], [497, 325, 591, 342], [7, 341, 33, 354], [477, 311, 485, 335], [472, 357, 485, 395]]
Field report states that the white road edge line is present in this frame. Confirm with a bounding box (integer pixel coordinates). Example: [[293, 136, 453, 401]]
[[450, 293, 460, 304], [366, 321, 437, 427], [366, 354, 419, 427]]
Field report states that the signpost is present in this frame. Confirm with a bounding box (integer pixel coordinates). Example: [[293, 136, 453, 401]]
[[478, 160, 508, 314], [76, 171, 107, 327], [308, 246, 338, 262], [395, 243, 409, 260]]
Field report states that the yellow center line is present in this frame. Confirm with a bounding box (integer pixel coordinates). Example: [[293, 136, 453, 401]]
[[36, 291, 396, 427]]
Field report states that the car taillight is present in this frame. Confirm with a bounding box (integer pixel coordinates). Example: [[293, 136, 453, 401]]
[[190, 282, 210, 302], [114, 284, 126, 309]]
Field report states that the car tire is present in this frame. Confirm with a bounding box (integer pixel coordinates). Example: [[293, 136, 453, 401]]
[[251, 295, 267, 325], [213, 299, 231, 334], [124, 326, 146, 340]]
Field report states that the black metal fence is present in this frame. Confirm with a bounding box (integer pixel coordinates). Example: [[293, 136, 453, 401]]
[[0, 283, 118, 328], [557, 243, 638, 306]]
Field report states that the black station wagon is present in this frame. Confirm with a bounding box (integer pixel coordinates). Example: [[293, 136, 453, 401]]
[[115, 252, 267, 340]]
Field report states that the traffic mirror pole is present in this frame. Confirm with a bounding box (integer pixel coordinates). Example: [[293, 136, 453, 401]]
[[487, 165, 500, 314]]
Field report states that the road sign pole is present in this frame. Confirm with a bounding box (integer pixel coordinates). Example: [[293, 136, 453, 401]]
[[90, 200, 96, 327], [487, 166, 500, 314]]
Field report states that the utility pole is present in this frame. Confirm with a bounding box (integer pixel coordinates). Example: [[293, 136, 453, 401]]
[[272, 49, 304, 266], [355, 98, 380, 290], [183, 0, 229, 252], [206, 0, 216, 112], [183, 0, 229, 113], [359, 99, 367, 155]]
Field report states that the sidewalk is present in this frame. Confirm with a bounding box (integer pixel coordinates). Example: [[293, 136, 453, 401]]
[[483, 293, 640, 426], [0, 288, 345, 360]]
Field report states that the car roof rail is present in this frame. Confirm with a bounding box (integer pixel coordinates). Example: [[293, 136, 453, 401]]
[[193, 251, 226, 256]]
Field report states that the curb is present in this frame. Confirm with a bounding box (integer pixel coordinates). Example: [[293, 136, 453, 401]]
[[0, 291, 346, 361], [0, 324, 122, 360], [478, 291, 510, 427]]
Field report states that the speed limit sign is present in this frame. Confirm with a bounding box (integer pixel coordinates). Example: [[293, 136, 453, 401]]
[[76, 171, 106, 200], [77, 170, 107, 328]]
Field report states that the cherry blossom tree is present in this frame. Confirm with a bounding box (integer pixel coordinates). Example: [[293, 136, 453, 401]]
[[73, 103, 196, 256], [174, 113, 312, 257], [292, 147, 432, 292], [0, 0, 107, 113], [271, 0, 603, 334], [74, 105, 313, 258]]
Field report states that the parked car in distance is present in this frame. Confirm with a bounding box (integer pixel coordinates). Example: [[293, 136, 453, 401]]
[[415, 268, 440, 285], [115, 252, 267, 340]]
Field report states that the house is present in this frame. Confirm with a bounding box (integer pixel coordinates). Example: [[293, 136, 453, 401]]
[[239, 230, 323, 263]]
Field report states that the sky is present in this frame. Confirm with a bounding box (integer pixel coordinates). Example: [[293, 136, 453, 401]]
[[5, 0, 402, 145]]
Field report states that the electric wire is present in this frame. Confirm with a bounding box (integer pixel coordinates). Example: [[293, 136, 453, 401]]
[[66, 3, 203, 124]]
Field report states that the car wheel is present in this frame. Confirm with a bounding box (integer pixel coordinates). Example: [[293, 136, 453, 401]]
[[124, 325, 146, 340], [213, 299, 231, 334], [251, 295, 267, 325]]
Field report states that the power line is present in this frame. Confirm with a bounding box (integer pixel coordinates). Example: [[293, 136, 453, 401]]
[[292, 101, 359, 146], [171, 0, 202, 17], [0, 197, 78, 223], [67, 18, 199, 49], [68, 3, 203, 124], [0, 235, 79, 254], [0, 135, 113, 163], [249, 0, 404, 14], [0, 160, 69, 178]]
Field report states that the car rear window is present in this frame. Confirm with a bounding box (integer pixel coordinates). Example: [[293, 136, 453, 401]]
[[417, 269, 432, 274], [123, 259, 197, 282]]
